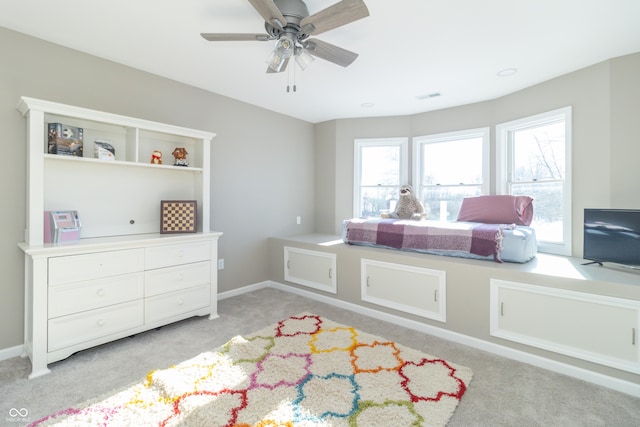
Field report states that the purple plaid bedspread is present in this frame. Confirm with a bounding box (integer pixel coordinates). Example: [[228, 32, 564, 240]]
[[344, 219, 511, 262]]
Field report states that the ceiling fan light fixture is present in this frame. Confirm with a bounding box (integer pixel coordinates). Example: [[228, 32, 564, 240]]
[[295, 48, 314, 70], [275, 35, 295, 58], [266, 50, 288, 72]]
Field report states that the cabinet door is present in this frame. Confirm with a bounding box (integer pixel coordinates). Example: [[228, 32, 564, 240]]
[[284, 247, 337, 293], [490, 279, 640, 373], [361, 259, 446, 322]]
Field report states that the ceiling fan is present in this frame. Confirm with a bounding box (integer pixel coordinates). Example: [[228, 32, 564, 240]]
[[201, 0, 369, 73]]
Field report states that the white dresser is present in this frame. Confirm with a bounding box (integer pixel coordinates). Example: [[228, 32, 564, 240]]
[[17, 97, 222, 378], [21, 234, 220, 378]]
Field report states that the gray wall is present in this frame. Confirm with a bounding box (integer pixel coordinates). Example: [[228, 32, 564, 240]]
[[0, 27, 315, 351], [318, 52, 640, 258], [610, 53, 640, 206], [314, 121, 337, 233]]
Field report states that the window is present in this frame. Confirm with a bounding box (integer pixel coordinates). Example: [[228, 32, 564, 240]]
[[496, 107, 572, 256], [413, 128, 490, 221], [354, 138, 408, 218]]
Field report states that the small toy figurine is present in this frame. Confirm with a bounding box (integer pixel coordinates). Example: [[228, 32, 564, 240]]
[[172, 147, 189, 167], [150, 150, 162, 164]]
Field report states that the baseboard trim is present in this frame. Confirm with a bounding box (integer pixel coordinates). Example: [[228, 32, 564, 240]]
[[218, 281, 269, 300], [0, 344, 24, 362], [221, 280, 640, 398]]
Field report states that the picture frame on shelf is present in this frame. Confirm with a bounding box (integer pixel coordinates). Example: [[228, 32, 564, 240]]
[[160, 200, 197, 234]]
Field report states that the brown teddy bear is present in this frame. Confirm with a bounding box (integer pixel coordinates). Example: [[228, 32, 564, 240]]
[[150, 150, 162, 164]]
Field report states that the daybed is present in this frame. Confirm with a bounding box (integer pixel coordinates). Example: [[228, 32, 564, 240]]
[[343, 195, 538, 263]]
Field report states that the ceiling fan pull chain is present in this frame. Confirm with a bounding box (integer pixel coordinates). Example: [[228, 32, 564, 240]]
[[286, 61, 291, 92], [285, 59, 297, 93], [293, 62, 297, 92]]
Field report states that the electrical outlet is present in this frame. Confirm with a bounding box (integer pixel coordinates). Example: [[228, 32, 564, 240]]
[[296, 216, 301, 225], [217, 259, 224, 270]]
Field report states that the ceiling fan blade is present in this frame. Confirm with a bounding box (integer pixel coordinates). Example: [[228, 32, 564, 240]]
[[266, 57, 290, 73], [300, 0, 369, 36], [201, 33, 271, 42], [248, 0, 287, 29], [304, 39, 358, 67]]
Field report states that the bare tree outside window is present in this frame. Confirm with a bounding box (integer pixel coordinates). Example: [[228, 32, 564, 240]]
[[511, 121, 565, 242], [497, 106, 572, 256]]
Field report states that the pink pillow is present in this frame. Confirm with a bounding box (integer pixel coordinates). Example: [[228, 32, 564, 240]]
[[456, 195, 534, 226]]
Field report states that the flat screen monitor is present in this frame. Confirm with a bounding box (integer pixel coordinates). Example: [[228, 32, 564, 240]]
[[583, 208, 640, 268]]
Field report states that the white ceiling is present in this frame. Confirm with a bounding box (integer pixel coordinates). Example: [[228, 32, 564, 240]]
[[2, 0, 640, 123]]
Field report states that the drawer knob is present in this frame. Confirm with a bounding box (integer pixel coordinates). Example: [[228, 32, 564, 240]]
[[97, 319, 105, 327], [177, 299, 184, 306], [177, 250, 185, 258], [97, 289, 105, 297], [177, 273, 184, 281]]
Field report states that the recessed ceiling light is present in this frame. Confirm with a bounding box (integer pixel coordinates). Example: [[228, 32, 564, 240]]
[[417, 92, 441, 100], [361, 102, 375, 108], [497, 68, 518, 77]]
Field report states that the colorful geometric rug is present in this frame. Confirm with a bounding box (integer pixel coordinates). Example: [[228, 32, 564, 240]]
[[31, 313, 473, 426]]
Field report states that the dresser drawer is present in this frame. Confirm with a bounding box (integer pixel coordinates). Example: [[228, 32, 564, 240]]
[[145, 241, 211, 270], [48, 300, 144, 352], [48, 273, 144, 318], [145, 261, 210, 297], [145, 284, 210, 323], [48, 249, 144, 286]]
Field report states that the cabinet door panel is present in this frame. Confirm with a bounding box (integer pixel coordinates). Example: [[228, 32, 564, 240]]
[[361, 259, 446, 322], [284, 247, 337, 293], [491, 279, 640, 373]]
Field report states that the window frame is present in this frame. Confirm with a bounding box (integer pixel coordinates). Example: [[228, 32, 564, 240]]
[[353, 137, 409, 219], [412, 127, 490, 220], [496, 106, 573, 256]]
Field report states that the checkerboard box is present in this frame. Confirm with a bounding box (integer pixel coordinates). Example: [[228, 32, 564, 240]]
[[160, 200, 197, 234]]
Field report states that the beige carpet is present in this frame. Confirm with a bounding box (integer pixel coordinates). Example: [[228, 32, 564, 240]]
[[31, 313, 472, 426]]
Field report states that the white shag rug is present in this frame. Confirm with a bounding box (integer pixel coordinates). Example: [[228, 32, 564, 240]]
[[31, 313, 473, 426]]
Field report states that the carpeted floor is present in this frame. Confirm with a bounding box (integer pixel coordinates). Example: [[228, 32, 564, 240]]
[[1, 287, 640, 426]]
